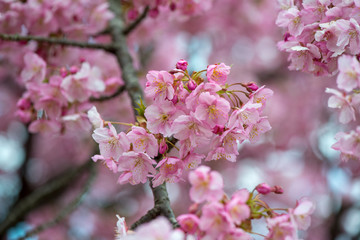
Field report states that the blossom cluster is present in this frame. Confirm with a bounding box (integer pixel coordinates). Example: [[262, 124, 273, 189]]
[[276, 1, 360, 161], [114, 166, 315, 240], [90, 60, 273, 187], [124, 0, 213, 20], [16, 52, 120, 134], [0, 0, 113, 37], [276, 0, 360, 76]]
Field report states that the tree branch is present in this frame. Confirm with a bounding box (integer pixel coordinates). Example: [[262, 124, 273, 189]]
[[18, 163, 96, 240], [107, 0, 178, 229], [0, 34, 115, 51], [0, 161, 93, 236], [90, 85, 126, 102], [123, 6, 150, 36]]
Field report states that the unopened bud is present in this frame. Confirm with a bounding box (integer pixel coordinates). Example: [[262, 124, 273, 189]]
[[171, 94, 178, 104], [272, 186, 284, 194], [169, 2, 177, 11], [246, 82, 259, 92], [149, 8, 159, 18], [256, 183, 272, 195], [127, 9, 139, 20], [187, 79, 197, 91], [176, 59, 188, 71], [69, 66, 78, 74], [188, 203, 199, 214], [17, 98, 31, 110], [212, 125, 225, 135], [159, 138, 168, 154]]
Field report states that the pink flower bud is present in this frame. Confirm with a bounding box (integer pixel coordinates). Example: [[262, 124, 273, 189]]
[[256, 183, 272, 195], [272, 185, 284, 194], [127, 9, 139, 20], [17, 98, 31, 110], [159, 138, 168, 154], [60, 67, 67, 77], [149, 8, 159, 18], [246, 82, 259, 92], [69, 66, 78, 74], [16, 110, 32, 123], [176, 59, 188, 71], [187, 79, 197, 91], [212, 125, 225, 134], [171, 94, 178, 104]]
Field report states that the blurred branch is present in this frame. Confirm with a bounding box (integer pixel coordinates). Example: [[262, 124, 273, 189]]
[[107, 0, 178, 229], [18, 162, 96, 240], [90, 85, 126, 102], [0, 34, 115, 51], [123, 6, 149, 35], [0, 161, 93, 236]]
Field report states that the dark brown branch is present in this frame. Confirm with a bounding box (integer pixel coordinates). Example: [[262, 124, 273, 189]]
[[18, 163, 96, 240], [90, 85, 126, 102], [130, 207, 160, 230], [123, 6, 149, 36], [107, 0, 177, 229], [0, 161, 93, 236], [0, 34, 115, 51]]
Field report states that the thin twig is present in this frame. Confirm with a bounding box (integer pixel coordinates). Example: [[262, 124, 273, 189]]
[[123, 6, 150, 36], [18, 163, 96, 240], [90, 85, 126, 102], [0, 34, 115, 52], [0, 161, 93, 236]]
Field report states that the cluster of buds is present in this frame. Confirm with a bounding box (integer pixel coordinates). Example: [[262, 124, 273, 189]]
[[89, 59, 273, 187]]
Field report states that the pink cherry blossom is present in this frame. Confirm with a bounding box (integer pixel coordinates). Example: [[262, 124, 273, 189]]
[[171, 112, 213, 147], [276, 6, 304, 37], [177, 214, 200, 235], [199, 202, 234, 238], [336, 55, 360, 92], [176, 59, 188, 71], [266, 214, 298, 240], [289, 197, 315, 230], [115, 215, 127, 240], [127, 126, 158, 158], [194, 92, 230, 128], [145, 70, 175, 101], [20, 52, 46, 83], [117, 151, 157, 185], [189, 166, 223, 203], [225, 189, 251, 225], [185, 82, 222, 111], [247, 117, 272, 143], [326, 88, 356, 124], [92, 123, 130, 161], [332, 127, 360, 160], [123, 217, 184, 240], [91, 155, 117, 173], [87, 106, 104, 129], [144, 101, 184, 137], [206, 63, 231, 85], [152, 157, 184, 187]]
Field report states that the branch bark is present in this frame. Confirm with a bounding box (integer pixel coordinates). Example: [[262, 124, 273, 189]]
[[107, 0, 178, 229], [0, 34, 115, 51], [123, 6, 150, 35]]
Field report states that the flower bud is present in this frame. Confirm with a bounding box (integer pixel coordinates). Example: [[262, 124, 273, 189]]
[[272, 185, 284, 194], [212, 125, 225, 134], [176, 59, 188, 71], [127, 9, 139, 20], [149, 8, 159, 18], [246, 82, 259, 92], [169, 2, 177, 11], [17, 98, 31, 110], [159, 138, 168, 154], [187, 79, 197, 91], [256, 183, 272, 195], [69, 66, 78, 74], [171, 94, 178, 104]]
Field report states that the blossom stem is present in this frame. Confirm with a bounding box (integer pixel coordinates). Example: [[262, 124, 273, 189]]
[[165, 139, 179, 151], [248, 231, 267, 238], [104, 121, 134, 127]]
